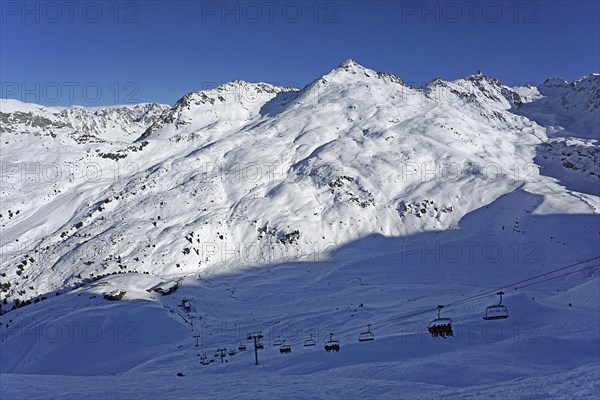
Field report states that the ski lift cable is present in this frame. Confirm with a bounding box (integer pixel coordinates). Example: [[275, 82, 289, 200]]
[[271, 262, 600, 348], [444, 256, 600, 308], [510, 265, 599, 291], [198, 257, 600, 353], [235, 256, 600, 337], [363, 258, 600, 326], [333, 260, 600, 337], [307, 307, 440, 340]]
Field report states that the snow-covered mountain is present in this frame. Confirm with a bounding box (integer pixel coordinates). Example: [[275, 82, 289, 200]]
[[0, 99, 170, 143], [0, 60, 598, 398], [510, 74, 600, 139], [1, 59, 598, 306]]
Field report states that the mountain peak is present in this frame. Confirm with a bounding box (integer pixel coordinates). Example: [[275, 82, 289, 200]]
[[541, 77, 569, 87], [173, 80, 295, 110], [466, 70, 501, 84], [572, 73, 600, 87], [333, 59, 370, 75], [338, 58, 360, 68]]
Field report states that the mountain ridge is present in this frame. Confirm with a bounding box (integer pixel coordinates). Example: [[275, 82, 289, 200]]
[[0, 60, 598, 312]]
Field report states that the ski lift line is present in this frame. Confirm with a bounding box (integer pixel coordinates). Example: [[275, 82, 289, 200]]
[[377, 263, 600, 328], [333, 262, 600, 337], [200, 257, 600, 342], [279, 262, 600, 347], [201, 262, 599, 351], [444, 256, 600, 308], [353, 257, 596, 332], [510, 265, 599, 291], [274, 263, 600, 348], [447, 258, 600, 309], [194, 257, 600, 354], [292, 307, 441, 341], [230, 256, 600, 340], [351, 308, 440, 334], [194, 261, 595, 366]]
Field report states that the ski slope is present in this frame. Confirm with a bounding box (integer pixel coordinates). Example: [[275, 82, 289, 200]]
[[1, 189, 598, 397]]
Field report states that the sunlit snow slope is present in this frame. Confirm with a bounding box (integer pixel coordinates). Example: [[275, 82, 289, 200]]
[[0, 60, 598, 399]]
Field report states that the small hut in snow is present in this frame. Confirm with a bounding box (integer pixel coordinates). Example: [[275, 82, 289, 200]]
[[147, 280, 179, 295], [104, 289, 126, 301]]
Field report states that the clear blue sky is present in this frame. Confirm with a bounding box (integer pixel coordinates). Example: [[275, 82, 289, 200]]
[[1, 0, 599, 106]]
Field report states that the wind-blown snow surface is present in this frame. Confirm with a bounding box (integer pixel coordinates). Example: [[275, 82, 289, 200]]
[[0, 60, 599, 398]]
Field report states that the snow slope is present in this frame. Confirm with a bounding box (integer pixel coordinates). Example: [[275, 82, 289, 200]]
[[0, 60, 599, 398], [511, 74, 600, 140]]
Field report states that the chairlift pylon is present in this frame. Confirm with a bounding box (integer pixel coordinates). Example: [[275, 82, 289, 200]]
[[358, 324, 375, 342], [247, 332, 264, 349], [427, 305, 454, 338], [483, 291, 509, 320]]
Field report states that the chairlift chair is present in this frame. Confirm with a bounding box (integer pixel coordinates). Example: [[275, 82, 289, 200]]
[[238, 343, 247, 352], [304, 334, 316, 347], [324, 333, 341, 352], [358, 324, 375, 342], [279, 340, 292, 354], [228, 349, 236, 356], [201, 354, 210, 365], [273, 336, 283, 346], [427, 305, 454, 338], [483, 291, 509, 320]]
